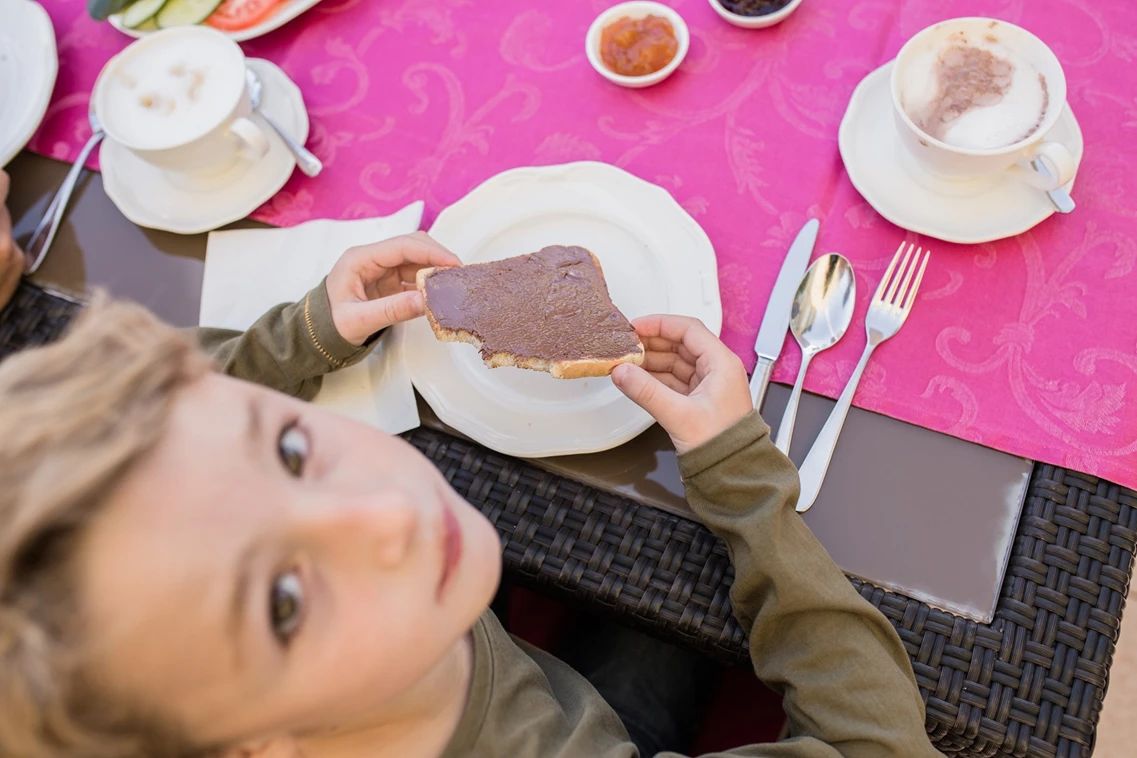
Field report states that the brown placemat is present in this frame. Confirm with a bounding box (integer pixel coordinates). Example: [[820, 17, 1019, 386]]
[[441, 382, 1033, 624]]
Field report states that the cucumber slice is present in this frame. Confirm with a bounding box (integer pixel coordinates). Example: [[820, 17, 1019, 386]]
[[133, 16, 161, 31], [156, 0, 224, 28], [122, 0, 169, 28], [88, 0, 133, 21]]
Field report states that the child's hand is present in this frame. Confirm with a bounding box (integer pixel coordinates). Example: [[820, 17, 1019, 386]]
[[0, 171, 23, 311], [613, 314, 754, 455], [325, 232, 460, 345]]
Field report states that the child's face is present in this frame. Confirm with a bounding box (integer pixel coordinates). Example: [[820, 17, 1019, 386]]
[[73, 372, 502, 748]]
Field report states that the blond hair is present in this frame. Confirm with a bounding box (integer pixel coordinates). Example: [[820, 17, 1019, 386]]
[[0, 298, 212, 757]]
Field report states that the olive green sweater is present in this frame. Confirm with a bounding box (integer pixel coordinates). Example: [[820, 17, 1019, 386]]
[[198, 282, 942, 758]]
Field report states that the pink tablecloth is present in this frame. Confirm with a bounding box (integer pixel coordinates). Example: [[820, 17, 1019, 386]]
[[27, 0, 1137, 488]]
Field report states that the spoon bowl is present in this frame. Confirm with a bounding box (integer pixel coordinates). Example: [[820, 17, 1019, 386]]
[[774, 253, 856, 454]]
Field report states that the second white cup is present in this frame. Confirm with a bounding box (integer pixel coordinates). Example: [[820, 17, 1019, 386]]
[[890, 17, 1076, 192], [94, 26, 270, 177]]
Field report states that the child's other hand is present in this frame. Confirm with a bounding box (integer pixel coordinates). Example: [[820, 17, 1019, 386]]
[[613, 315, 753, 455], [325, 231, 461, 345]]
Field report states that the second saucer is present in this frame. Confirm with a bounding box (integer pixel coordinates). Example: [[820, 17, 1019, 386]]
[[839, 62, 1084, 245]]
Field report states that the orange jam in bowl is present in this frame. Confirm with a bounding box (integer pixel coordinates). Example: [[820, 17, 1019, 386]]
[[599, 14, 679, 78]]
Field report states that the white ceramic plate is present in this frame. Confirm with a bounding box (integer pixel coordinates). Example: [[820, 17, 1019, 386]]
[[109, 0, 323, 43], [839, 62, 1084, 244], [403, 162, 722, 458], [0, 0, 57, 167], [100, 58, 307, 234]]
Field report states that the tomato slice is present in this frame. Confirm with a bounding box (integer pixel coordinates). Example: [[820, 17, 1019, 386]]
[[206, 0, 284, 31]]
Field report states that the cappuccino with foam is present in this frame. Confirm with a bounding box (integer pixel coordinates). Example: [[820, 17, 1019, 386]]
[[100, 31, 242, 150], [898, 28, 1051, 150], [94, 27, 270, 177]]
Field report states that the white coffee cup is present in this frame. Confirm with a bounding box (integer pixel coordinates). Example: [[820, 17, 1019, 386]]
[[890, 17, 1076, 192], [94, 26, 269, 177]]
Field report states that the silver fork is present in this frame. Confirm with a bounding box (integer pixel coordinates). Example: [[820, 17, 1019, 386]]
[[795, 241, 931, 513]]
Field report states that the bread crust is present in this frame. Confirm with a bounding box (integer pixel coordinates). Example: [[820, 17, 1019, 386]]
[[415, 256, 644, 379]]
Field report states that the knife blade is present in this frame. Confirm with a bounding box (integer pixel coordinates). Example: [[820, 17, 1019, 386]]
[[749, 218, 819, 412]]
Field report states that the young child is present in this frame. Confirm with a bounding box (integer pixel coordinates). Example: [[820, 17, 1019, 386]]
[[0, 233, 940, 758]]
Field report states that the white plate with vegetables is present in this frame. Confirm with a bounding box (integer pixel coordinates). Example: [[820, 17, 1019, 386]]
[[89, 0, 323, 42]]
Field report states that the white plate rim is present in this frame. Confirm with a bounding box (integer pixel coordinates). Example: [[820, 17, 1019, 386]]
[[839, 61, 1084, 245], [404, 161, 722, 458], [109, 0, 323, 43], [99, 58, 307, 234], [0, 0, 58, 167]]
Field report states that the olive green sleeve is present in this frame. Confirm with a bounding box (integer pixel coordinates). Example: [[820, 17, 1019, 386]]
[[191, 278, 375, 401], [676, 412, 940, 758]]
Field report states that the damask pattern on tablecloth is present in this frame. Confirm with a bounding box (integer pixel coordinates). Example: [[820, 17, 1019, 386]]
[[26, 0, 1137, 487]]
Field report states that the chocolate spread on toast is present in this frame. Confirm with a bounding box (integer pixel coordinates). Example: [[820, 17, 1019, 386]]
[[422, 246, 641, 362]]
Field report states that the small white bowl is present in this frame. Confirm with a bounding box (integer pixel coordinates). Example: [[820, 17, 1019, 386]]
[[708, 0, 805, 29], [585, 1, 690, 88]]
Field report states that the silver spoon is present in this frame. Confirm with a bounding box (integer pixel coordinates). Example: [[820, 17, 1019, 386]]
[[245, 68, 322, 178], [774, 253, 856, 454], [1031, 157, 1075, 214], [24, 105, 105, 274]]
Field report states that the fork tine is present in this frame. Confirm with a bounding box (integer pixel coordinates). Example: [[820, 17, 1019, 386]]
[[883, 242, 914, 305], [892, 245, 921, 310], [874, 240, 906, 301], [900, 248, 931, 313]]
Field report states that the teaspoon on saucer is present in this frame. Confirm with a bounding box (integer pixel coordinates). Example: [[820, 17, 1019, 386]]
[[1030, 157, 1076, 214], [245, 67, 322, 178], [774, 253, 856, 454]]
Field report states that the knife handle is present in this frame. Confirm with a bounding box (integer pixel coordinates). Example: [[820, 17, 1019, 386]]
[[749, 356, 776, 414]]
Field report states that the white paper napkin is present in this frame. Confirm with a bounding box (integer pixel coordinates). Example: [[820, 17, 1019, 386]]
[[200, 202, 424, 435]]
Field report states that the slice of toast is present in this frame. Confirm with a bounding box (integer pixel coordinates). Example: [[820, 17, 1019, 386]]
[[417, 245, 644, 379]]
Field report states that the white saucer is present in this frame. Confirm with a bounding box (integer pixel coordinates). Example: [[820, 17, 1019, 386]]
[[839, 62, 1084, 244], [100, 59, 309, 235], [0, 0, 57, 167]]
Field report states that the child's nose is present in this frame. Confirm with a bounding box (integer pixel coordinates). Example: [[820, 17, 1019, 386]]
[[302, 490, 419, 569]]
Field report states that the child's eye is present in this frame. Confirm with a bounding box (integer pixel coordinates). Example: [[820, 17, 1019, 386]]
[[278, 422, 310, 477], [269, 570, 305, 645]]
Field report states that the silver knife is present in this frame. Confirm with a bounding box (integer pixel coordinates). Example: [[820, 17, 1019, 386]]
[[749, 218, 820, 412]]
